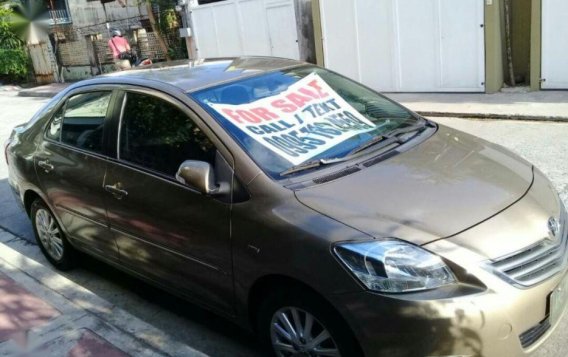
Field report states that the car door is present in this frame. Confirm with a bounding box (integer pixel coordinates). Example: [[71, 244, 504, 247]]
[[104, 89, 234, 313], [35, 88, 119, 261]]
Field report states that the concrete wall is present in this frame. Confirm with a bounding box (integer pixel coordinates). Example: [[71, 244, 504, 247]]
[[485, 0, 505, 93], [530, 0, 542, 91], [67, 0, 147, 31], [59, 39, 90, 66], [311, 0, 324, 66], [61, 64, 115, 81]]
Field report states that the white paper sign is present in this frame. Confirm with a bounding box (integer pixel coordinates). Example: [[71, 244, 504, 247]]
[[210, 73, 377, 165]]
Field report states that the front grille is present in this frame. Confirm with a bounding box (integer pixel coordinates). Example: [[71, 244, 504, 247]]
[[490, 238, 567, 286], [489, 210, 568, 287], [519, 318, 551, 348]]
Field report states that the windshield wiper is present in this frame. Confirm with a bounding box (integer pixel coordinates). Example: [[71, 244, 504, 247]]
[[346, 134, 391, 156], [280, 119, 431, 177], [280, 159, 327, 176], [280, 156, 354, 176], [347, 119, 428, 156]]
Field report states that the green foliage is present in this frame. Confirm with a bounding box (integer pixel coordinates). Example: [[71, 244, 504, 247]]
[[144, 0, 188, 60], [0, 47, 29, 79], [0, 7, 23, 49], [0, 6, 29, 81], [161, 8, 179, 30]]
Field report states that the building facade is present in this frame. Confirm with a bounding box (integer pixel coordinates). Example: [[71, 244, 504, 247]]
[[32, 0, 567, 92], [310, 0, 566, 93], [34, 0, 183, 82]]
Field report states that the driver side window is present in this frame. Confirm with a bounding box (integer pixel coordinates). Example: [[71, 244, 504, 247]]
[[119, 92, 216, 177]]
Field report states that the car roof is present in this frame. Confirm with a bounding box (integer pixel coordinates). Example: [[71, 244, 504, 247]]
[[74, 56, 306, 94]]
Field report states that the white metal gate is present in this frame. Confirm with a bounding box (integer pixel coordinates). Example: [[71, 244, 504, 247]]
[[541, 0, 568, 89], [319, 0, 485, 92], [190, 0, 300, 60]]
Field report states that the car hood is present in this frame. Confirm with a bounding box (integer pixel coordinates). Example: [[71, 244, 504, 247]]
[[295, 125, 534, 245]]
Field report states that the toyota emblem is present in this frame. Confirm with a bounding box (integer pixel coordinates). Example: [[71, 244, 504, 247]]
[[548, 217, 560, 242]]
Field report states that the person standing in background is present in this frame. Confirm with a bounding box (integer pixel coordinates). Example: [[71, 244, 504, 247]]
[[108, 29, 132, 70]]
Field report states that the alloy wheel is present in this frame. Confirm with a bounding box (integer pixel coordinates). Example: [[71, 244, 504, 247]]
[[35, 208, 64, 261], [270, 307, 340, 357]]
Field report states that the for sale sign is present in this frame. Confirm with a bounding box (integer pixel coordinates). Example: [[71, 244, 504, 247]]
[[210, 73, 377, 165]]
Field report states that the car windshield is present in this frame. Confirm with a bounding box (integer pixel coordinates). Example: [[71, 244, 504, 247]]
[[191, 65, 419, 179]]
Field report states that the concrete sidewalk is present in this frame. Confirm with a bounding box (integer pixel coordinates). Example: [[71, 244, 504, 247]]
[[385, 89, 568, 122], [0, 229, 204, 357], [17, 83, 71, 98], [0, 85, 21, 93], [14, 82, 568, 121]]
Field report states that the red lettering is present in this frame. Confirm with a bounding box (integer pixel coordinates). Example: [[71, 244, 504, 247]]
[[222, 109, 244, 124], [298, 87, 319, 100], [271, 99, 297, 113], [307, 79, 329, 98], [251, 107, 278, 121], [236, 109, 262, 124], [286, 93, 312, 108]]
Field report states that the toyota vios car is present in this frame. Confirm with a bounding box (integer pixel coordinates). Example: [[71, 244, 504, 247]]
[[5, 57, 568, 356]]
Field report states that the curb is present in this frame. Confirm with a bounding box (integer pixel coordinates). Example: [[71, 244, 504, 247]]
[[12, 89, 568, 122], [16, 83, 72, 98], [417, 111, 568, 123], [0, 86, 22, 92], [17, 91, 60, 98], [0, 228, 206, 357]]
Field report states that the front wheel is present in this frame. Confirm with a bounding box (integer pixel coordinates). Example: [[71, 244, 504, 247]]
[[257, 287, 363, 357], [31, 199, 75, 270]]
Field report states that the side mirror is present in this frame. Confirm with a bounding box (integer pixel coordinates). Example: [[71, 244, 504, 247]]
[[175, 160, 229, 195]]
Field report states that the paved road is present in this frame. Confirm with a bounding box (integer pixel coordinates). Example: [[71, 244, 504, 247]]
[[1, 91, 568, 356]]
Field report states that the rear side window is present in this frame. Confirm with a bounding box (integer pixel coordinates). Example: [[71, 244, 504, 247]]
[[46, 106, 64, 141], [47, 91, 112, 154], [119, 92, 216, 177]]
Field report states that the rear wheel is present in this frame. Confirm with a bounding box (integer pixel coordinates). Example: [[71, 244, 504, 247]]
[[31, 199, 75, 270], [257, 286, 362, 357]]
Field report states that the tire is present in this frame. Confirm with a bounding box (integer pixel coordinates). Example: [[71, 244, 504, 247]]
[[257, 285, 363, 357], [30, 199, 75, 270]]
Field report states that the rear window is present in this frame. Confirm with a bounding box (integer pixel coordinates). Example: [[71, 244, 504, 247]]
[[46, 91, 112, 154]]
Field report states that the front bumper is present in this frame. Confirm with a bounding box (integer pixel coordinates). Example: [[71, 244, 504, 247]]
[[330, 268, 568, 357]]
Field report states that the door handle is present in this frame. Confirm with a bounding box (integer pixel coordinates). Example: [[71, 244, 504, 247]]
[[38, 160, 54, 173], [104, 183, 128, 199]]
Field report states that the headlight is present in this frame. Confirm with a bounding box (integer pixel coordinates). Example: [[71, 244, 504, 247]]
[[334, 240, 457, 293]]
